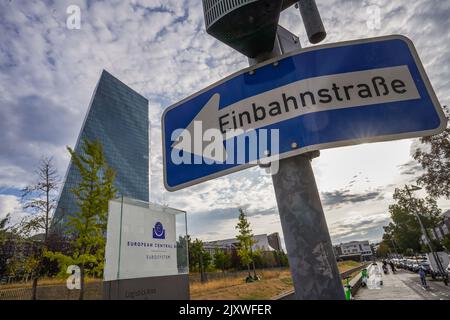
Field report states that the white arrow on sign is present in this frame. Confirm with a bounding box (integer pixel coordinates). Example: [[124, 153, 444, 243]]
[[172, 65, 420, 163], [171, 93, 228, 163]]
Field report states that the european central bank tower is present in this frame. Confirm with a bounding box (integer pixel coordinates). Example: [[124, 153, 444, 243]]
[[53, 70, 149, 229]]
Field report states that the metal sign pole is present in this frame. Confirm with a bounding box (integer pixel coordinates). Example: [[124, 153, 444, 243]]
[[249, 24, 345, 300], [272, 154, 346, 299]]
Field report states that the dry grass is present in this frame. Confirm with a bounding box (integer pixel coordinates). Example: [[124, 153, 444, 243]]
[[1, 262, 363, 299], [338, 260, 362, 272], [191, 262, 363, 300], [190, 269, 290, 295], [190, 269, 292, 300], [0, 277, 101, 290]]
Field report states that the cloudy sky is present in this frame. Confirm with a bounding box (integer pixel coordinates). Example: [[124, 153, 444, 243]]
[[1, 0, 449, 247]]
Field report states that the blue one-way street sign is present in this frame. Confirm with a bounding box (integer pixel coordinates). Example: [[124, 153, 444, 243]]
[[162, 35, 446, 191]]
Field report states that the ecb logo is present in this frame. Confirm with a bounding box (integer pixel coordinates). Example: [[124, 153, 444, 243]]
[[152, 221, 165, 239]]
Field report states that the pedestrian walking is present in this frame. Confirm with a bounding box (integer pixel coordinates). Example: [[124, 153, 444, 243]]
[[419, 267, 427, 287]]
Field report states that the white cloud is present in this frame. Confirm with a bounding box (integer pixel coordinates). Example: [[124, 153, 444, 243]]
[[0, 195, 27, 226]]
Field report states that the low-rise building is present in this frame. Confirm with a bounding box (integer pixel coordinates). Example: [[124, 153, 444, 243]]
[[334, 240, 374, 262], [203, 232, 282, 256]]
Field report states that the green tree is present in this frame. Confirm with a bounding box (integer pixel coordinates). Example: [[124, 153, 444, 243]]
[[235, 208, 256, 279], [254, 250, 274, 268], [272, 250, 289, 267], [1, 216, 19, 277], [203, 251, 213, 272], [213, 249, 231, 272], [190, 238, 210, 282], [46, 139, 116, 300], [405, 248, 415, 257], [413, 105, 450, 199], [375, 242, 391, 258], [278, 250, 289, 267], [381, 186, 443, 254], [1, 223, 42, 290], [0, 213, 11, 241]]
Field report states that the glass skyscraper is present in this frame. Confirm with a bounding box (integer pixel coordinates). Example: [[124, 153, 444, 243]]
[[53, 70, 149, 229]]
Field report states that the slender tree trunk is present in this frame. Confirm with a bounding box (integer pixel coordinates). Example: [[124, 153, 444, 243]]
[[45, 168, 49, 242], [250, 248, 257, 279], [247, 263, 251, 277], [199, 254, 207, 283], [31, 274, 38, 300], [78, 176, 93, 301]]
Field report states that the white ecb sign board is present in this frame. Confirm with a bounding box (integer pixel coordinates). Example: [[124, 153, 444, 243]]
[[104, 198, 182, 281]]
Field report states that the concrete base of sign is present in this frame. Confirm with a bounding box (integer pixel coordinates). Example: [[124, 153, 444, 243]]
[[102, 274, 189, 300]]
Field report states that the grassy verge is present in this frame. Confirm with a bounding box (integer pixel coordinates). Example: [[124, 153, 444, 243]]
[[0, 277, 101, 290], [338, 260, 363, 272], [1, 262, 364, 300], [190, 269, 292, 300], [191, 261, 363, 300]]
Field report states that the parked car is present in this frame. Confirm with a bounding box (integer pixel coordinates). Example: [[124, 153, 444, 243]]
[[411, 262, 420, 272], [391, 258, 402, 267], [405, 259, 415, 271], [399, 259, 408, 269]]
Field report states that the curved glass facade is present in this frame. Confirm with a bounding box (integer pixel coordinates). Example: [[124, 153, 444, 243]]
[[53, 70, 149, 229]]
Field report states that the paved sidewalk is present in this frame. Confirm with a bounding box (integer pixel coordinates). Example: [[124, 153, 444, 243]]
[[355, 263, 450, 300], [355, 264, 422, 300]]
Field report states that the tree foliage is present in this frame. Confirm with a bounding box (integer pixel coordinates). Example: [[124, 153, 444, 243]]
[[273, 250, 289, 267], [375, 242, 391, 258], [45, 139, 116, 300], [381, 186, 442, 254], [0, 213, 11, 241], [413, 105, 450, 199], [2, 157, 60, 298], [213, 249, 232, 272], [189, 238, 211, 282], [235, 208, 256, 277]]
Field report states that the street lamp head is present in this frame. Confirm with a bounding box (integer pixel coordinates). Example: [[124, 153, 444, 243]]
[[202, 0, 284, 58], [202, 0, 327, 58]]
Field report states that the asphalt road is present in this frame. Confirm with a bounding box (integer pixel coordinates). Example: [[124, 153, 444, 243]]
[[397, 270, 450, 300], [355, 263, 450, 300]]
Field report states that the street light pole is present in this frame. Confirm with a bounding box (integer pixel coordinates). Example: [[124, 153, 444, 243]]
[[390, 238, 399, 258], [404, 185, 448, 285]]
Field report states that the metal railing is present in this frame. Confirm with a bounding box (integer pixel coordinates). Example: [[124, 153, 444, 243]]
[[0, 287, 32, 300], [272, 263, 369, 300]]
